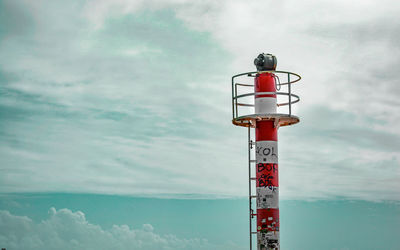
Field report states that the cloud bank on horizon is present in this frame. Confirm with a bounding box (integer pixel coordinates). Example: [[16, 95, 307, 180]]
[[0, 0, 399, 201], [0, 208, 243, 250]]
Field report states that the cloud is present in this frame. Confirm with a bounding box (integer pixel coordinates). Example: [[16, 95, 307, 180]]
[[0, 1, 241, 197], [279, 106, 400, 201], [79, 0, 400, 133], [0, 208, 244, 250], [0, 0, 399, 201]]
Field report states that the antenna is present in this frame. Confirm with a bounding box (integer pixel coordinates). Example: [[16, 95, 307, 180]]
[[231, 53, 301, 250]]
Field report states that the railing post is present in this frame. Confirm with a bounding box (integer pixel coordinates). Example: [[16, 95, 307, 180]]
[[235, 83, 238, 119], [288, 73, 291, 116], [232, 77, 235, 120]]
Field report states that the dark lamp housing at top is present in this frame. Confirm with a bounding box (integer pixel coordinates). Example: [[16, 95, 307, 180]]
[[254, 53, 277, 71]]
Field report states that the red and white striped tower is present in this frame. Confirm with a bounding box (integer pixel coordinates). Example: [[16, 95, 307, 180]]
[[255, 72, 280, 249], [231, 53, 301, 250]]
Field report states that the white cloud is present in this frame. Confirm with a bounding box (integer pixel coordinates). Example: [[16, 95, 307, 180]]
[[85, 0, 400, 115], [79, 0, 400, 138], [0, 208, 244, 250], [0, 0, 399, 201]]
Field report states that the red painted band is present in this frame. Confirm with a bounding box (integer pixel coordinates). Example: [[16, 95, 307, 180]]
[[255, 73, 276, 98], [257, 208, 280, 232], [255, 121, 277, 141], [256, 163, 279, 187]]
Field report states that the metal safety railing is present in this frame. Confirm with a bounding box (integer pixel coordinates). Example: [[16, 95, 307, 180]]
[[231, 71, 301, 127]]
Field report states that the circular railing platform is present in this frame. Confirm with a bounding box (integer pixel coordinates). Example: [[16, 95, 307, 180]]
[[232, 71, 301, 128], [233, 113, 300, 128]]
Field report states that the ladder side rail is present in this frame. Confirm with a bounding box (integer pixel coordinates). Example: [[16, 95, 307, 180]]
[[248, 126, 252, 250]]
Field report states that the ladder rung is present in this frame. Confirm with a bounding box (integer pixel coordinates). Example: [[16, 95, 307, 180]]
[[251, 232, 257, 234], [250, 160, 256, 163], [250, 195, 256, 198], [250, 177, 256, 180]]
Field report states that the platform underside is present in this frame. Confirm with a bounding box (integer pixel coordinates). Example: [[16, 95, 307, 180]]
[[232, 113, 299, 128]]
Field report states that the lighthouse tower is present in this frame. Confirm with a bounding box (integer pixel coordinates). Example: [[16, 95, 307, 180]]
[[231, 54, 301, 250]]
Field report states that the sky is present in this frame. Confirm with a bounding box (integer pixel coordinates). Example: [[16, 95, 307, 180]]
[[0, 0, 399, 249]]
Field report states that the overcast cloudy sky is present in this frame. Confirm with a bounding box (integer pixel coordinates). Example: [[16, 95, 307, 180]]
[[1, 0, 400, 249]]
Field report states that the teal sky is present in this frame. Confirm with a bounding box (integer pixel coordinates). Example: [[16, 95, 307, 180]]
[[1, 0, 399, 249], [1, 194, 399, 249]]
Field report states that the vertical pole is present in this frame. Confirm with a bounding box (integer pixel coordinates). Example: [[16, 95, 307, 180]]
[[232, 76, 235, 120], [255, 73, 280, 250], [288, 74, 291, 116], [235, 83, 239, 119], [248, 126, 252, 250]]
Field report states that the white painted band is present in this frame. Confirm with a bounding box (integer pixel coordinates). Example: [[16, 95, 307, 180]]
[[256, 141, 278, 164], [257, 187, 279, 209], [255, 97, 277, 114], [258, 231, 280, 249]]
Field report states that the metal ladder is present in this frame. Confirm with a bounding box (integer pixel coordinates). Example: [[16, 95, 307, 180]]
[[248, 127, 257, 250]]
